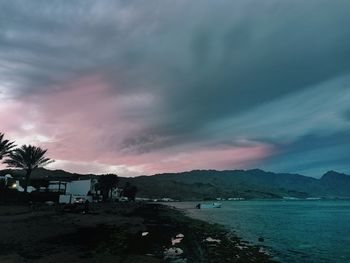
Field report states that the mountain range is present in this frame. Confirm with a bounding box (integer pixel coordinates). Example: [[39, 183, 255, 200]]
[[1, 168, 350, 200]]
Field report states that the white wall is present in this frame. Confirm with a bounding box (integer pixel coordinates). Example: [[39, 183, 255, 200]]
[[66, 180, 91, 196]]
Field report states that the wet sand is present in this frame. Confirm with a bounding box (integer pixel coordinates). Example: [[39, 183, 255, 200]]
[[0, 203, 277, 262]]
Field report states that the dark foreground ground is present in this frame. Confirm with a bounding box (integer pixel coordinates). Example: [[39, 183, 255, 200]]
[[0, 202, 277, 263]]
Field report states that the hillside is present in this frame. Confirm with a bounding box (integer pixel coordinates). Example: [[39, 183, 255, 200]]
[[119, 169, 350, 200], [2, 168, 349, 200]]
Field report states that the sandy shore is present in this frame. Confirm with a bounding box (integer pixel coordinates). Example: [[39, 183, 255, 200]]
[[0, 203, 277, 262]]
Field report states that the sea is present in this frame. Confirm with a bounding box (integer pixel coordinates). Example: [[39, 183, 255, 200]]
[[170, 200, 350, 263]]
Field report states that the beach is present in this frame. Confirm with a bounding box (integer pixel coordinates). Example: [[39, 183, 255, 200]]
[[0, 202, 276, 263]]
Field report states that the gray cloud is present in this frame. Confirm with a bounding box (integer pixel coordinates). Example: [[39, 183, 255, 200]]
[[2, 0, 350, 175], [257, 131, 350, 177]]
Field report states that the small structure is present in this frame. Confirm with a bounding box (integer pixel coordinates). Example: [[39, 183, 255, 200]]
[[0, 174, 17, 189], [58, 179, 96, 204], [227, 197, 245, 201], [47, 181, 67, 193], [2, 173, 122, 204], [0, 174, 37, 192], [15, 180, 36, 193], [58, 177, 122, 204]]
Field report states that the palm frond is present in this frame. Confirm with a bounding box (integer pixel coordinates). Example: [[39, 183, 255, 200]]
[[0, 132, 16, 159], [4, 144, 54, 170]]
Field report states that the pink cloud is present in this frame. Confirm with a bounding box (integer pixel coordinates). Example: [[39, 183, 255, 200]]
[[27, 75, 153, 161], [0, 75, 275, 176], [0, 100, 33, 136], [125, 143, 274, 175]]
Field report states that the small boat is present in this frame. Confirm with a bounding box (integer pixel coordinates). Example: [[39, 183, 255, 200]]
[[196, 202, 222, 209]]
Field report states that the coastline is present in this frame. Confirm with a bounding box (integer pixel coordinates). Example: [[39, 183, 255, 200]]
[[160, 203, 277, 263], [0, 202, 277, 262]]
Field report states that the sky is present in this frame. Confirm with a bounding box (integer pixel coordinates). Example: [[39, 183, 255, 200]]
[[1, 0, 350, 178]]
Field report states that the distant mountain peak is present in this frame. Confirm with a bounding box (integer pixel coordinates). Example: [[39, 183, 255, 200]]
[[321, 171, 349, 184], [322, 170, 348, 177]]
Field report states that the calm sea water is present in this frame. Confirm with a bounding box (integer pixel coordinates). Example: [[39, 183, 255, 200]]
[[170, 200, 350, 263]]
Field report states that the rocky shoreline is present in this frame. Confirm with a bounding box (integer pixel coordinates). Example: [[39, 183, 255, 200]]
[[0, 203, 277, 262]]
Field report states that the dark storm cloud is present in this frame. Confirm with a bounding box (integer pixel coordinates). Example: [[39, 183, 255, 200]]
[[2, 0, 350, 175], [258, 132, 350, 177], [2, 1, 350, 103], [156, 1, 350, 136]]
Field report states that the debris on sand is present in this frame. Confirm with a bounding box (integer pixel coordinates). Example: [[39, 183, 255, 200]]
[[205, 237, 221, 243], [171, 233, 184, 245]]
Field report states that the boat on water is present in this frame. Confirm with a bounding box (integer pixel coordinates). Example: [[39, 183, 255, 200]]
[[196, 202, 222, 209]]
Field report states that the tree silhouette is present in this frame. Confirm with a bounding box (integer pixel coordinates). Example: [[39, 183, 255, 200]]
[[99, 174, 119, 201], [0, 132, 16, 160], [4, 145, 54, 193], [122, 182, 138, 201]]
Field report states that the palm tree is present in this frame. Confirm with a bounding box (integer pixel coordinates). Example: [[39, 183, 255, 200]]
[[0, 132, 16, 160], [4, 145, 54, 193]]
